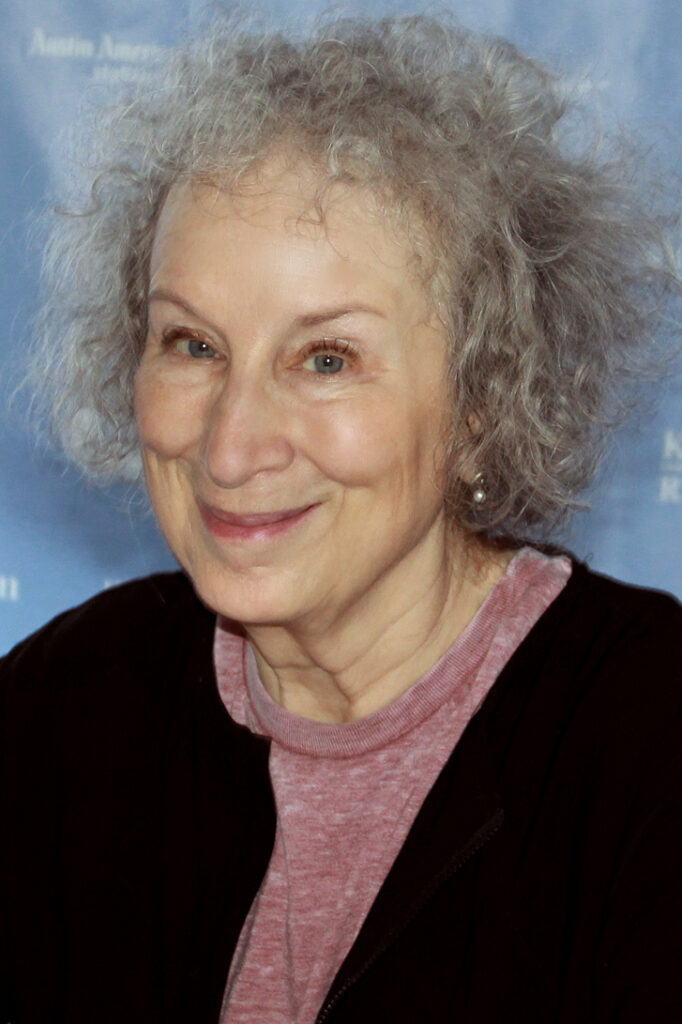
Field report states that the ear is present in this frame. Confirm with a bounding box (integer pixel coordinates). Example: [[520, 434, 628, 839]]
[[466, 411, 482, 434], [457, 412, 482, 484]]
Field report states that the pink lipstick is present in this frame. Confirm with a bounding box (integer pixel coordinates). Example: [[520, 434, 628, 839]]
[[199, 501, 318, 541]]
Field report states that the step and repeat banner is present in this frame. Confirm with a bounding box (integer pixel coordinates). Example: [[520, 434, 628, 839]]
[[1, 0, 681, 653]]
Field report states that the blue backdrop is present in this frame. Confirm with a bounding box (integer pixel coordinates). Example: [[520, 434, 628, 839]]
[[2, 0, 681, 653]]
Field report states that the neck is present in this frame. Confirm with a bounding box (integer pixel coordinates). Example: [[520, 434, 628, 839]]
[[246, 528, 512, 723]]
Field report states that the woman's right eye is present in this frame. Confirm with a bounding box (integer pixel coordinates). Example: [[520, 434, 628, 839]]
[[175, 337, 218, 359], [160, 329, 219, 359]]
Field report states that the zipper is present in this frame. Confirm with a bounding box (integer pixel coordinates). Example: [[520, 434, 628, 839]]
[[314, 807, 504, 1023]]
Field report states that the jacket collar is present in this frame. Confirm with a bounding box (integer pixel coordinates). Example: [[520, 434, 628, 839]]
[[319, 562, 587, 1013]]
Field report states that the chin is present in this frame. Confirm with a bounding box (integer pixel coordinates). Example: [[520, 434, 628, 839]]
[[189, 565, 304, 627]]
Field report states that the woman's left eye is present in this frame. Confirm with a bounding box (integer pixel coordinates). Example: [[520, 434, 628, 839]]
[[300, 341, 353, 375], [303, 353, 346, 374]]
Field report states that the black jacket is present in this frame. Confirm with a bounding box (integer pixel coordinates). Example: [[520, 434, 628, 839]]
[[1, 562, 681, 1023]]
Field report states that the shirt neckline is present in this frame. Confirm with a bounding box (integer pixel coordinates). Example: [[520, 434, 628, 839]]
[[241, 547, 571, 758]]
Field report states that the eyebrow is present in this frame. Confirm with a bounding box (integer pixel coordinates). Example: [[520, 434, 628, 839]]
[[148, 288, 385, 329], [148, 288, 213, 325], [294, 305, 386, 327]]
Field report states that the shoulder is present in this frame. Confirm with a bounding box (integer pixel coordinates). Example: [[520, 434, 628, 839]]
[[569, 557, 680, 613], [0, 571, 215, 701], [490, 557, 682, 779], [552, 559, 681, 665], [484, 555, 682, 764], [515, 553, 682, 668]]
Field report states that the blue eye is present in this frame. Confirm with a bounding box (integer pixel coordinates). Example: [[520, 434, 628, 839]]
[[311, 353, 345, 374], [176, 338, 217, 359], [300, 339, 354, 375]]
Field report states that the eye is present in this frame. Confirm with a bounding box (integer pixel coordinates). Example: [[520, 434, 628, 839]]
[[160, 327, 219, 359], [175, 338, 218, 359], [300, 339, 354, 375], [305, 353, 346, 374]]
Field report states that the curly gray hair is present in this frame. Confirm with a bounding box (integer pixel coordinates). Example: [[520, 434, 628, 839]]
[[31, 11, 679, 535]]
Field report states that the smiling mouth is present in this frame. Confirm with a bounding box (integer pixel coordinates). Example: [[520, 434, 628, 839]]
[[199, 501, 319, 540]]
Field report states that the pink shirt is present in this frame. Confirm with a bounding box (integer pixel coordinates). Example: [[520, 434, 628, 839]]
[[214, 547, 571, 1023]]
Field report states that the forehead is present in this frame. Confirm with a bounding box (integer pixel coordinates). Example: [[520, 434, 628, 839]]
[[149, 154, 430, 304]]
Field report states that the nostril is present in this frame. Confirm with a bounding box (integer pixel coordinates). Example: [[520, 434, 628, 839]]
[[202, 394, 296, 489]]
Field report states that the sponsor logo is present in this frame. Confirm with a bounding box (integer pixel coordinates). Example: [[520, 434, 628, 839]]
[[0, 576, 20, 602], [29, 28, 94, 59], [659, 428, 682, 504], [28, 27, 166, 84]]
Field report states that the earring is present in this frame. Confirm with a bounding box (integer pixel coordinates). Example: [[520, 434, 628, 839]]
[[471, 472, 486, 505]]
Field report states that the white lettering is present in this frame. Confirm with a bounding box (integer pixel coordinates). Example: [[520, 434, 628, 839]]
[[97, 33, 165, 63], [0, 576, 20, 602], [91, 63, 155, 85], [29, 27, 94, 59], [28, 28, 163, 63], [659, 476, 682, 504], [662, 429, 682, 464]]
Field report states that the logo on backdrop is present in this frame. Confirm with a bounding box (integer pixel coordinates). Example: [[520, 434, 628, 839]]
[[28, 28, 166, 85], [659, 428, 682, 504], [0, 576, 20, 603]]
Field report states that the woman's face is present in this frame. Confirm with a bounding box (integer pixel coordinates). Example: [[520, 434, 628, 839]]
[[135, 161, 454, 631]]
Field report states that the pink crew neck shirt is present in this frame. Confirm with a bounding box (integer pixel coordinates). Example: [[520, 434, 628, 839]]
[[213, 546, 571, 1024]]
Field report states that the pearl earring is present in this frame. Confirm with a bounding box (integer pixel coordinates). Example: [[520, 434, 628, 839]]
[[471, 473, 486, 505]]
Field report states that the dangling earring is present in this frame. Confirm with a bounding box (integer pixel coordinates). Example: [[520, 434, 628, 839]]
[[471, 472, 486, 505]]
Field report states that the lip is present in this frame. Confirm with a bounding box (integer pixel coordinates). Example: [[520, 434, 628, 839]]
[[199, 501, 319, 541]]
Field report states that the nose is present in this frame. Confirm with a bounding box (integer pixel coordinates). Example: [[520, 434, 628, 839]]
[[202, 372, 296, 489]]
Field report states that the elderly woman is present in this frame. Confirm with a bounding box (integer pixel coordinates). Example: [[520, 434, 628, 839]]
[[2, 13, 681, 1024]]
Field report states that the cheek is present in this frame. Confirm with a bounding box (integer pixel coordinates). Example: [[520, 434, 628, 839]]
[[302, 395, 441, 491], [134, 369, 204, 458]]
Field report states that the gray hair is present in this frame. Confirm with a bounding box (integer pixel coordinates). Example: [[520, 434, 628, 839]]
[[31, 11, 680, 535]]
